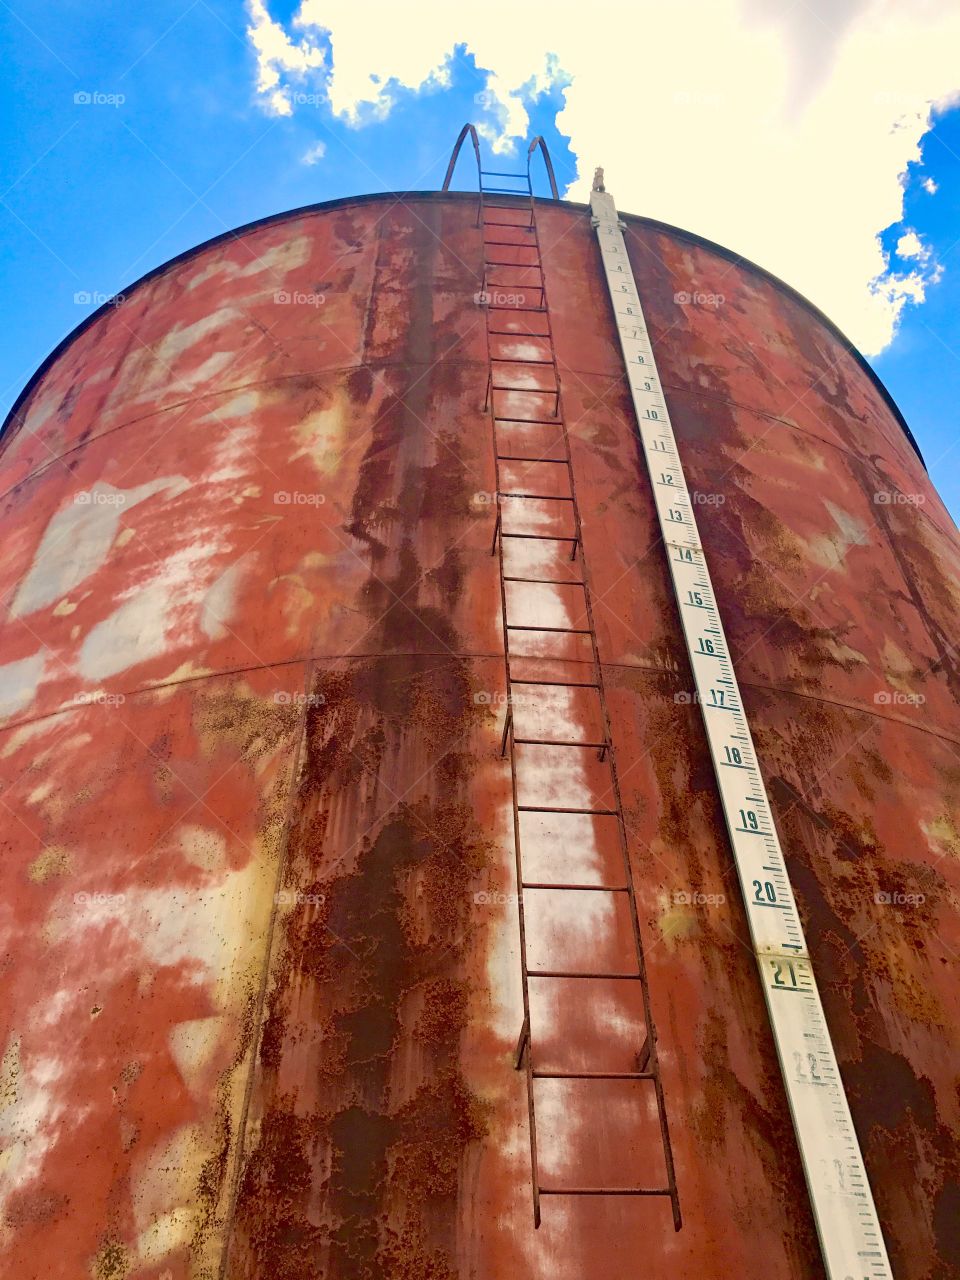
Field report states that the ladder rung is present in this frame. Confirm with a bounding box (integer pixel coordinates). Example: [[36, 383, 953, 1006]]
[[499, 492, 571, 501], [483, 305, 547, 314], [531, 1069, 652, 1078], [539, 1187, 672, 1197], [509, 677, 597, 687], [490, 372, 552, 386], [490, 356, 554, 366], [487, 325, 552, 337], [506, 623, 589, 633], [522, 883, 629, 893], [503, 577, 583, 587], [484, 250, 541, 261], [494, 416, 562, 426], [529, 970, 641, 980], [512, 738, 608, 749], [490, 377, 553, 388], [497, 457, 567, 466], [492, 393, 558, 405], [492, 393, 558, 406], [485, 262, 542, 273], [485, 277, 544, 289], [500, 535, 578, 546], [517, 805, 618, 816]]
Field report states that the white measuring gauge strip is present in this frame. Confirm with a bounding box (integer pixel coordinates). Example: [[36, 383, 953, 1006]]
[[590, 188, 893, 1280]]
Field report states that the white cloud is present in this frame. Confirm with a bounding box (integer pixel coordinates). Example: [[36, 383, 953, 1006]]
[[245, 0, 960, 354], [245, 0, 325, 117], [922, 176, 938, 194], [896, 230, 926, 260], [301, 141, 327, 165], [891, 228, 943, 302]]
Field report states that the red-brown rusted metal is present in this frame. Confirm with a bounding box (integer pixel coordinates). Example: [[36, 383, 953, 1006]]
[[0, 183, 958, 1280]]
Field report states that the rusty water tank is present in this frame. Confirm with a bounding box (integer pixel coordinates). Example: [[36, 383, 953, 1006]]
[[0, 187, 958, 1280]]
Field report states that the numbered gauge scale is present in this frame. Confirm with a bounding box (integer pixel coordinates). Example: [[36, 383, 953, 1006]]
[[590, 185, 893, 1280]]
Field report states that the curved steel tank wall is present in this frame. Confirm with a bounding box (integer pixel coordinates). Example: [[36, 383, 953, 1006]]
[[0, 191, 957, 1280]]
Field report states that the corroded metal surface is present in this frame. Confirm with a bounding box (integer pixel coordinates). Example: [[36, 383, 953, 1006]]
[[0, 192, 957, 1279]]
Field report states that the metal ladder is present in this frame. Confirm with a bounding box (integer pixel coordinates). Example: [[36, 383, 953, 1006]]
[[445, 126, 681, 1232]]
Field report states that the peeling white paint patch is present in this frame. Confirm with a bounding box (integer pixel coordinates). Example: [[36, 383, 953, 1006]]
[[10, 477, 189, 619], [19, 389, 60, 439], [183, 350, 237, 391], [200, 391, 259, 423], [0, 652, 46, 720], [77, 519, 229, 682], [291, 404, 348, 478], [112, 308, 242, 402], [27, 989, 74, 1033], [46, 860, 272, 1010], [0, 721, 56, 759], [496, 339, 547, 362], [78, 582, 175, 681], [152, 308, 241, 367], [168, 1016, 225, 1098], [825, 500, 871, 550], [0, 1050, 69, 1224], [136, 1205, 195, 1268], [182, 235, 310, 293], [209, 425, 257, 484], [201, 393, 260, 484], [176, 824, 229, 875], [26, 781, 55, 806], [806, 501, 874, 571], [183, 258, 232, 293], [130, 1123, 204, 1241], [201, 557, 249, 641], [234, 234, 311, 279]]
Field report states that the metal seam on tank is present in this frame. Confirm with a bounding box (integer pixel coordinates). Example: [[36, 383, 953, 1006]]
[[735, 679, 960, 747], [591, 661, 960, 749], [0, 356, 491, 507], [654, 384, 957, 548], [0, 196, 923, 468]]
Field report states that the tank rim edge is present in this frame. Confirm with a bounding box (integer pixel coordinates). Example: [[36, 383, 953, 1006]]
[[0, 188, 925, 468]]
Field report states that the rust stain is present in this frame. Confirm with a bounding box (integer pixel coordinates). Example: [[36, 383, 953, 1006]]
[[0, 192, 956, 1279]]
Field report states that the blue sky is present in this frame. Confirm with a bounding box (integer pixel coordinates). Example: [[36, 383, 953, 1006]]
[[0, 1, 957, 520]]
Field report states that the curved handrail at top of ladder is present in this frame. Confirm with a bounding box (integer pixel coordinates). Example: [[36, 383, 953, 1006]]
[[441, 123, 481, 191], [527, 136, 560, 201]]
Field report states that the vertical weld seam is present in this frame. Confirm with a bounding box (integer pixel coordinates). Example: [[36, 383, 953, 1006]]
[[218, 657, 316, 1279], [358, 209, 384, 364], [854, 453, 960, 700]]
